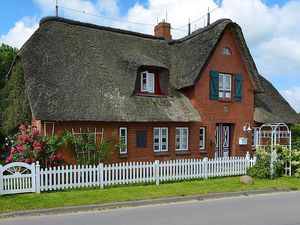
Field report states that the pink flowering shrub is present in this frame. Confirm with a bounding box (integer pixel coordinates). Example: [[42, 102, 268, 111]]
[[4, 124, 65, 167]]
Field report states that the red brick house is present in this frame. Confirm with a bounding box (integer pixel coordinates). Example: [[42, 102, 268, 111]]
[[10, 17, 299, 163]]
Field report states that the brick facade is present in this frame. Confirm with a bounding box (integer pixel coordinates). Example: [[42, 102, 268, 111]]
[[33, 27, 256, 164]]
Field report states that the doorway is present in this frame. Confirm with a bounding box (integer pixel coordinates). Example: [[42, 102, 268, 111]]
[[215, 124, 231, 158]]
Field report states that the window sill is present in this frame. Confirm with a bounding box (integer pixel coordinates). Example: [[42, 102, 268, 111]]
[[136, 93, 166, 98], [218, 99, 234, 103], [119, 154, 128, 158], [154, 151, 170, 156], [176, 150, 190, 155], [199, 150, 207, 154]]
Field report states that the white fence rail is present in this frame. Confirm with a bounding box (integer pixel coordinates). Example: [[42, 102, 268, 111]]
[[0, 152, 255, 195]]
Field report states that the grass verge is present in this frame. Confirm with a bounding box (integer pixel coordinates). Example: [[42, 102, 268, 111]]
[[0, 176, 299, 213]]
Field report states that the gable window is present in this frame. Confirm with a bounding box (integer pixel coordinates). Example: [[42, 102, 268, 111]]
[[119, 127, 127, 154], [210, 71, 243, 102], [221, 47, 232, 56], [141, 71, 155, 93], [153, 127, 168, 152], [199, 127, 206, 150], [175, 127, 189, 151], [219, 73, 232, 100]]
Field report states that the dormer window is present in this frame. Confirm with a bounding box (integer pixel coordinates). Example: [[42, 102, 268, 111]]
[[141, 71, 155, 93]]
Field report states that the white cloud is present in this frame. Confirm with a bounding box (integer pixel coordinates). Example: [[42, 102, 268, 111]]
[[0, 17, 38, 49], [0, 0, 120, 48], [33, 0, 119, 24], [281, 87, 300, 113], [117, 0, 219, 37]]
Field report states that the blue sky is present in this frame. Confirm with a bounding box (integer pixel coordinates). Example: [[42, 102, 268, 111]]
[[0, 0, 300, 111]]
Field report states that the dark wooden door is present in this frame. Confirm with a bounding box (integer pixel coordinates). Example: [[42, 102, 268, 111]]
[[215, 124, 230, 158]]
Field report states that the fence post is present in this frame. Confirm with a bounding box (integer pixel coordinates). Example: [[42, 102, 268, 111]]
[[245, 151, 250, 169], [35, 161, 41, 194], [203, 157, 208, 180], [154, 160, 160, 185], [99, 163, 104, 189], [0, 165, 3, 195]]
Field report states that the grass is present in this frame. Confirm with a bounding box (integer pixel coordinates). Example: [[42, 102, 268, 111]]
[[0, 176, 299, 213]]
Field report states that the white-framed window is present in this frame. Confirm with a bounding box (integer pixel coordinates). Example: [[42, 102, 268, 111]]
[[153, 127, 168, 152], [199, 127, 206, 150], [175, 127, 189, 151], [141, 71, 155, 93], [119, 127, 127, 154], [219, 73, 232, 100], [252, 127, 259, 148]]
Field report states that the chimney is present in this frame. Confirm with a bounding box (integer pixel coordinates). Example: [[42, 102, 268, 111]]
[[154, 20, 172, 41]]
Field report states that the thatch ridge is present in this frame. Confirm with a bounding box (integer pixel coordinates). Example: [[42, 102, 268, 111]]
[[40, 16, 164, 41]]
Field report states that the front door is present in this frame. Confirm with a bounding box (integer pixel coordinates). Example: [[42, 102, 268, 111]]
[[215, 124, 231, 158]]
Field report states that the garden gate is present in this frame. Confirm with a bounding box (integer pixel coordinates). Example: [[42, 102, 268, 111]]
[[0, 162, 37, 195]]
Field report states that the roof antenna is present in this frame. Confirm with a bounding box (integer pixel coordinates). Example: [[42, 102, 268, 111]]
[[207, 7, 210, 25], [55, 0, 58, 17], [166, 11, 168, 22], [188, 18, 191, 35]]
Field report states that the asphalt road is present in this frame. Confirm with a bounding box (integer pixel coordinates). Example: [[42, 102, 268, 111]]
[[1, 191, 300, 225]]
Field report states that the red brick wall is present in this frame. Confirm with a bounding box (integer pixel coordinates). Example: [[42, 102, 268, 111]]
[[183, 27, 255, 158], [41, 121, 210, 164]]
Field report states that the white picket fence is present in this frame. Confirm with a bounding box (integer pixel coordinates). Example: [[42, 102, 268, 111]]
[[0, 152, 255, 195]]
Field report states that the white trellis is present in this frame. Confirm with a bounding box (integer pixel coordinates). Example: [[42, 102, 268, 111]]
[[257, 123, 292, 177], [71, 128, 104, 163]]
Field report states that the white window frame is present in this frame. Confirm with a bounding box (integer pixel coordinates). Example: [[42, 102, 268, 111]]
[[176, 127, 189, 151], [219, 73, 232, 100], [252, 127, 259, 148], [153, 127, 168, 152], [140, 71, 155, 93], [119, 127, 127, 154], [199, 127, 206, 150]]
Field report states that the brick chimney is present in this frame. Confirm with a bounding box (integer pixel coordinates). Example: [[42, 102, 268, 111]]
[[154, 21, 172, 41]]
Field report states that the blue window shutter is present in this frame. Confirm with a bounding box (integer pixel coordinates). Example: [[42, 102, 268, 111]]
[[210, 70, 219, 100], [234, 74, 243, 102]]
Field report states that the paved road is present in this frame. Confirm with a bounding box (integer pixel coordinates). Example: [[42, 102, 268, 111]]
[[1, 191, 300, 225]]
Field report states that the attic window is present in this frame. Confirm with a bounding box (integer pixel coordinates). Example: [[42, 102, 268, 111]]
[[221, 47, 232, 56], [141, 71, 155, 93]]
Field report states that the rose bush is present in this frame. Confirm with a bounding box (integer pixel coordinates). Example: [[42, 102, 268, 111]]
[[4, 124, 65, 167]]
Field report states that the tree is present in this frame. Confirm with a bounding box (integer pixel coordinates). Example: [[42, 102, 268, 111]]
[[0, 44, 18, 89], [0, 44, 19, 148]]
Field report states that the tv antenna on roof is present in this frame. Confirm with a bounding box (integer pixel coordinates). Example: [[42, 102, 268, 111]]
[[56, 0, 59, 17]]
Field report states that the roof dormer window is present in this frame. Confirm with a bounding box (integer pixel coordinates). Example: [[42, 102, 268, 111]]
[[141, 71, 155, 93]]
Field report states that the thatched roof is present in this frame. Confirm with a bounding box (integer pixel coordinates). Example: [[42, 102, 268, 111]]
[[18, 17, 200, 122], [254, 75, 300, 124], [14, 16, 296, 123]]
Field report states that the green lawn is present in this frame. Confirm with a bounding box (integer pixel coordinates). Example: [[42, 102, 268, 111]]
[[0, 177, 299, 213]]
